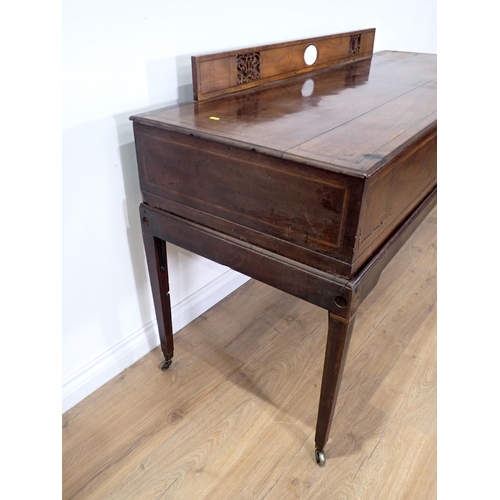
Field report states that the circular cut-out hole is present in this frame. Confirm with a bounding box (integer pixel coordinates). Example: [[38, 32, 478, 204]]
[[304, 44, 318, 66], [142, 217, 150, 226], [301, 78, 315, 97], [334, 296, 348, 308]]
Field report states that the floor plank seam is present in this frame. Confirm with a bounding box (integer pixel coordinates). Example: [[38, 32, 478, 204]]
[[296, 319, 325, 347], [351, 413, 391, 482], [347, 313, 389, 365], [338, 376, 382, 401], [260, 433, 312, 500]]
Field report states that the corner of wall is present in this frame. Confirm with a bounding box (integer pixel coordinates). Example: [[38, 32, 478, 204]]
[[62, 270, 250, 413]]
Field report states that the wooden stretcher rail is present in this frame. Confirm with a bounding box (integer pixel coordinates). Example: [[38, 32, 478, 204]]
[[140, 203, 352, 317], [140, 186, 436, 323]]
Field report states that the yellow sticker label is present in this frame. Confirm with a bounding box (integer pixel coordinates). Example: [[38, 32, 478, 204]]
[[209, 116, 220, 121]]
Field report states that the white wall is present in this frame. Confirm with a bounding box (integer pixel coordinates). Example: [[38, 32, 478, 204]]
[[62, 0, 436, 412]]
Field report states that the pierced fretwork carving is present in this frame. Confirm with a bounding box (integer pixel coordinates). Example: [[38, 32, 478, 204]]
[[236, 52, 261, 85], [349, 34, 361, 56]]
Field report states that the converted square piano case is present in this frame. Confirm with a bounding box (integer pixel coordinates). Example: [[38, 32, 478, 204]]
[[131, 29, 437, 466]]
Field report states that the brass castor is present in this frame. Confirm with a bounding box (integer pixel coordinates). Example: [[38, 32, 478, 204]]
[[160, 359, 172, 371], [315, 448, 326, 467]]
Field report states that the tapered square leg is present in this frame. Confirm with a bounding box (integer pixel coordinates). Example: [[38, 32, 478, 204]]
[[141, 214, 174, 368], [314, 311, 356, 465]]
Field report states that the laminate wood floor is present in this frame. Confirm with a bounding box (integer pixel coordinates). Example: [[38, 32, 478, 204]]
[[62, 208, 437, 500]]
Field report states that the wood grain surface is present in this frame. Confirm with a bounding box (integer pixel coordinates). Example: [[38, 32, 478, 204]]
[[132, 49, 436, 279], [133, 51, 436, 177], [191, 29, 375, 101], [62, 207, 436, 500]]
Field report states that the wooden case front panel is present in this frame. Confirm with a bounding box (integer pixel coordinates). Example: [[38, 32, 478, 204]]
[[352, 127, 437, 273], [134, 123, 364, 276]]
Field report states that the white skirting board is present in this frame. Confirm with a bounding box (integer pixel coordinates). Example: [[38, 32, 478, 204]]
[[62, 270, 250, 413]]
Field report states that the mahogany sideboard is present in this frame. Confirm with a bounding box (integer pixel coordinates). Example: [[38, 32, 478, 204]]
[[130, 29, 437, 466]]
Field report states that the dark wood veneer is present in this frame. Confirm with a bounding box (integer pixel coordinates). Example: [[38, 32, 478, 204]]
[[130, 31, 437, 466]]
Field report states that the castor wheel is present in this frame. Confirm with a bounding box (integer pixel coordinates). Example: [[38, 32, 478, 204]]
[[160, 359, 172, 371], [315, 449, 326, 467]]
